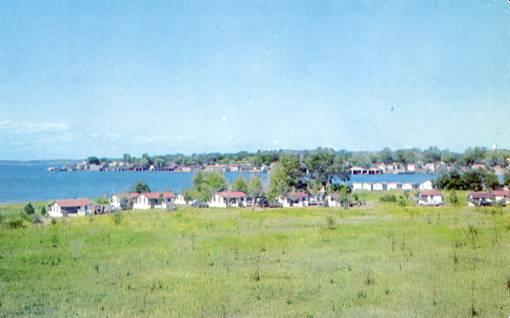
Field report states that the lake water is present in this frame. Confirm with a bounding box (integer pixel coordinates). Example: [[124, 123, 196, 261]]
[[0, 162, 438, 203]]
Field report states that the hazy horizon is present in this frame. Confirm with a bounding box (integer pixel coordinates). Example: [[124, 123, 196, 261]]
[[1, 1, 509, 160]]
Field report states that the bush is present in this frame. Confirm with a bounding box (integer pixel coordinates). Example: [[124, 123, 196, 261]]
[[51, 218, 57, 225], [7, 217, 25, 229], [24, 202, 35, 215], [41, 206, 47, 216], [33, 215, 44, 224], [380, 194, 397, 203], [112, 213, 122, 225], [449, 190, 458, 205]]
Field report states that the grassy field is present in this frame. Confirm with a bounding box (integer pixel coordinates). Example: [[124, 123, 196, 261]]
[[1, 199, 510, 317]]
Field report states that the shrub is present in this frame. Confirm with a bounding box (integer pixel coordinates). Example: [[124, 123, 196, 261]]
[[326, 216, 336, 230], [380, 194, 397, 203], [449, 190, 458, 205], [33, 215, 44, 224], [51, 218, 57, 225], [41, 206, 47, 216], [112, 213, 122, 225], [7, 217, 25, 229], [24, 203, 35, 215]]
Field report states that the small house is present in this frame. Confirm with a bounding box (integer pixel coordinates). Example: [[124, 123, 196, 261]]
[[111, 192, 139, 210], [361, 183, 372, 191], [417, 190, 444, 206], [209, 191, 247, 208], [278, 191, 309, 208], [49, 199, 93, 218], [401, 182, 415, 191], [133, 192, 176, 210], [352, 182, 363, 191], [419, 180, 434, 190], [174, 194, 187, 205], [372, 182, 386, 191], [386, 182, 399, 190], [493, 190, 510, 206], [467, 192, 494, 207]]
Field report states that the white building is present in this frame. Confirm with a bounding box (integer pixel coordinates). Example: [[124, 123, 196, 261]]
[[133, 192, 176, 210], [419, 180, 434, 190], [174, 194, 187, 205], [423, 163, 436, 172], [325, 194, 341, 207], [278, 192, 309, 208], [386, 182, 399, 190], [417, 190, 444, 206], [372, 182, 386, 191], [467, 192, 494, 207], [49, 199, 93, 218], [401, 183, 415, 191], [110, 195, 122, 211], [352, 182, 363, 191], [361, 183, 372, 191], [110, 192, 140, 210], [493, 190, 510, 205], [208, 191, 247, 208], [406, 163, 416, 173]]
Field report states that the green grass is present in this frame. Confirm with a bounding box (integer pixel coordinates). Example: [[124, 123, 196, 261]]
[[1, 202, 510, 317]]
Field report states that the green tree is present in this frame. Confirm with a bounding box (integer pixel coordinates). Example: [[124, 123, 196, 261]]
[[132, 181, 151, 193], [247, 176, 265, 199], [187, 171, 228, 202], [462, 169, 484, 191], [87, 156, 100, 165], [483, 171, 500, 190], [449, 190, 458, 205], [96, 196, 109, 205], [232, 177, 248, 193], [41, 206, 47, 216], [24, 202, 35, 215], [305, 149, 349, 189], [122, 153, 132, 163], [267, 154, 306, 201], [504, 171, 510, 187]]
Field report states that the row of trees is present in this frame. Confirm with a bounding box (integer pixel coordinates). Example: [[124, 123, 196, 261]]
[[434, 169, 503, 191], [87, 146, 510, 169]]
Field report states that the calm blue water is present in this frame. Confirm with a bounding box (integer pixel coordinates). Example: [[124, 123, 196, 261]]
[[0, 162, 438, 203]]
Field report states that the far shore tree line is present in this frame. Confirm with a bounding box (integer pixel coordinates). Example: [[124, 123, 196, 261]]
[[85, 146, 510, 169]]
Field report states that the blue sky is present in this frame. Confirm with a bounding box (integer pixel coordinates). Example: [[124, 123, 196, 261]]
[[1, 1, 509, 160]]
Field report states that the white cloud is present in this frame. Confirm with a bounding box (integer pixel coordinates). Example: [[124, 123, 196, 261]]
[[0, 120, 69, 134]]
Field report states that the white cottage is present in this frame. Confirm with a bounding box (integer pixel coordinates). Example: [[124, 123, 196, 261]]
[[419, 180, 434, 190], [208, 191, 247, 208], [386, 182, 399, 190], [133, 192, 176, 210], [174, 194, 187, 206], [49, 199, 93, 218], [352, 182, 363, 191], [467, 192, 494, 207], [278, 191, 309, 208], [361, 183, 373, 191], [110, 192, 139, 210], [401, 183, 415, 191], [493, 190, 510, 205], [372, 182, 386, 191], [417, 190, 444, 206]]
